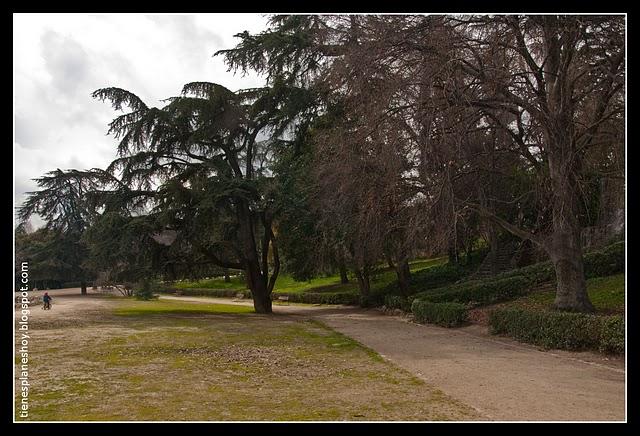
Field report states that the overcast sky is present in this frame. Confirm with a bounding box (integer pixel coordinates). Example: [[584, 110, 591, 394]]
[[13, 13, 270, 228]]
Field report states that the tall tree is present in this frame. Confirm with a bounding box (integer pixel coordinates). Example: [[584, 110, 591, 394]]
[[17, 169, 101, 294], [91, 82, 310, 313]]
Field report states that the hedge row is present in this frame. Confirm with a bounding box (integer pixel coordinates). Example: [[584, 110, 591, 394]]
[[384, 295, 413, 312], [411, 300, 468, 327], [161, 288, 252, 298], [285, 291, 360, 305], [583, 241, 624, 279], [413, 275, 531, 307], [489, 308, 624, 354], [410, 241, 624, 308], [492, 240, 624, 284], [161, 287, 361, 305]]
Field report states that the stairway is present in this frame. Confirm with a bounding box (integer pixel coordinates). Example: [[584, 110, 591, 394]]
[[473, 242, 518, 279]]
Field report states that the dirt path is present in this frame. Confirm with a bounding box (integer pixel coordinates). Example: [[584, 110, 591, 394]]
[[159, 295, 626, 421], [311, 309, 625, 421], [17, 291, 625, 421]]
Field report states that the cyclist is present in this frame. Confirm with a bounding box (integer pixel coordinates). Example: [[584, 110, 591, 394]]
[[42, 292, 52, 310]]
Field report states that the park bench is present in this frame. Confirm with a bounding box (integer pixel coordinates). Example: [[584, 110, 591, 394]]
[[276, 295, 290, 305], [234, 292, 245, 300]]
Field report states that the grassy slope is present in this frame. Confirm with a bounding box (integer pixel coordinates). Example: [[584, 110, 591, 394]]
[[16, 298, 478, 421], [505, 273, 625, 314], [174, 256, 447, 295]]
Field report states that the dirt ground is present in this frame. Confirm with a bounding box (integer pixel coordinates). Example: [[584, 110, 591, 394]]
[[159, 294, 626, 421], [15, 289, 626, 421], [14, 289, 478, 421]]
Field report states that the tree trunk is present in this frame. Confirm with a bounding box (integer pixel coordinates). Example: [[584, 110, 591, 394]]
[[251, 277, 273, 314], [236, 202, 273, 314], [354, 268, 370, 296], [339, 263, 349, 284], [549, 233, 592, 312], [223, 268, 231, 283], [80, 280, 87, 295], [546, 134, 594, 312], [448, 240, 459, 265], [395, 258, 411, 296]]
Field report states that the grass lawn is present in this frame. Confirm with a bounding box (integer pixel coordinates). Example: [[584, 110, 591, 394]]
[[16, 298, 477, 421], [506, 273, 625, 314], [174, 256, 447, 295]]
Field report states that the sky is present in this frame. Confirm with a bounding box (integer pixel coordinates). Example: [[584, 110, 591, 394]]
[[13, 13, 270, 228]]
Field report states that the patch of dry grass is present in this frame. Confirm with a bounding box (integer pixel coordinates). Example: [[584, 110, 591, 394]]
[[15, 298, 479, 421]]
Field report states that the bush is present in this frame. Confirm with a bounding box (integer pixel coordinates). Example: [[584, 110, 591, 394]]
[[287, 291, 360, 305], [411, 300, 468, 327], [160, 288, 252, 298], [488, 308, 624, 353], [495, 261, 555, 284], [584, 241, 624, 278], [384, 295, 413, 312], [599, 316, 625, 354], [407, 263, 470, 293], [359, 292, 387, 308], [414, 275, 531, 307]]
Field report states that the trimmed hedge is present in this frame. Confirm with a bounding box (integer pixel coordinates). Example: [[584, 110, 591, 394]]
[[411, 300, 468, 327], [161, 288, 252, 298], [161, 287, 360, 305], [599, 316, 625, 354], [384, 295, 413, 312], [411, 241, 625, 308], [360, 292, 387, 308], [286, 291, 360, 305], [414, 275, 531, 307], [584, 241, 624, 279], [489, 308, 624, 354]]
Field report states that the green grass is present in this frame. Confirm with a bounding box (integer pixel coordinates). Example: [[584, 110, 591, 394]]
[[113, 299, 255, 316], [16, 298, 478, 421], [408, 257, 447, 272], [174, 275, 247, 290], [173, 256, 445, 296], [507, 273, 625, 314]]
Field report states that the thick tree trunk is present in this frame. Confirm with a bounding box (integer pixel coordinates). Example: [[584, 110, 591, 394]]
[[223, 268, 231, 283], [250, 276, 273, 314], [549, 232, 592, 312], [546, 133, 594, 312], [236, 203, 273, 314], [339, 263, 349, 284], [395, 258, 411, 296], [80, 280, 87, 295]]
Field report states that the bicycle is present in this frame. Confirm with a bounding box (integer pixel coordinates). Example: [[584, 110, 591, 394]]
[[42, 301, 52, 310]]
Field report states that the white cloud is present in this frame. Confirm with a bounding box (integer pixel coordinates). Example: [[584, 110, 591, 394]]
[[14, 13, 270, 228]]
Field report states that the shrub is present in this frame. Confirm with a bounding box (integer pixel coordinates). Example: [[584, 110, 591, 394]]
[[359, 292, 387, 308], [411, 300, 468, 327], [495, 261, 555, 284], [160, 288, 252, 298], [414, 275, 531, 307], [488, 308, 624, 353], [408, 263, 470, 293], [287, 291, 360, 305], [584, 241, 624, 278], [384, 295, 413, 312], [599, 316, 625, 354]]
